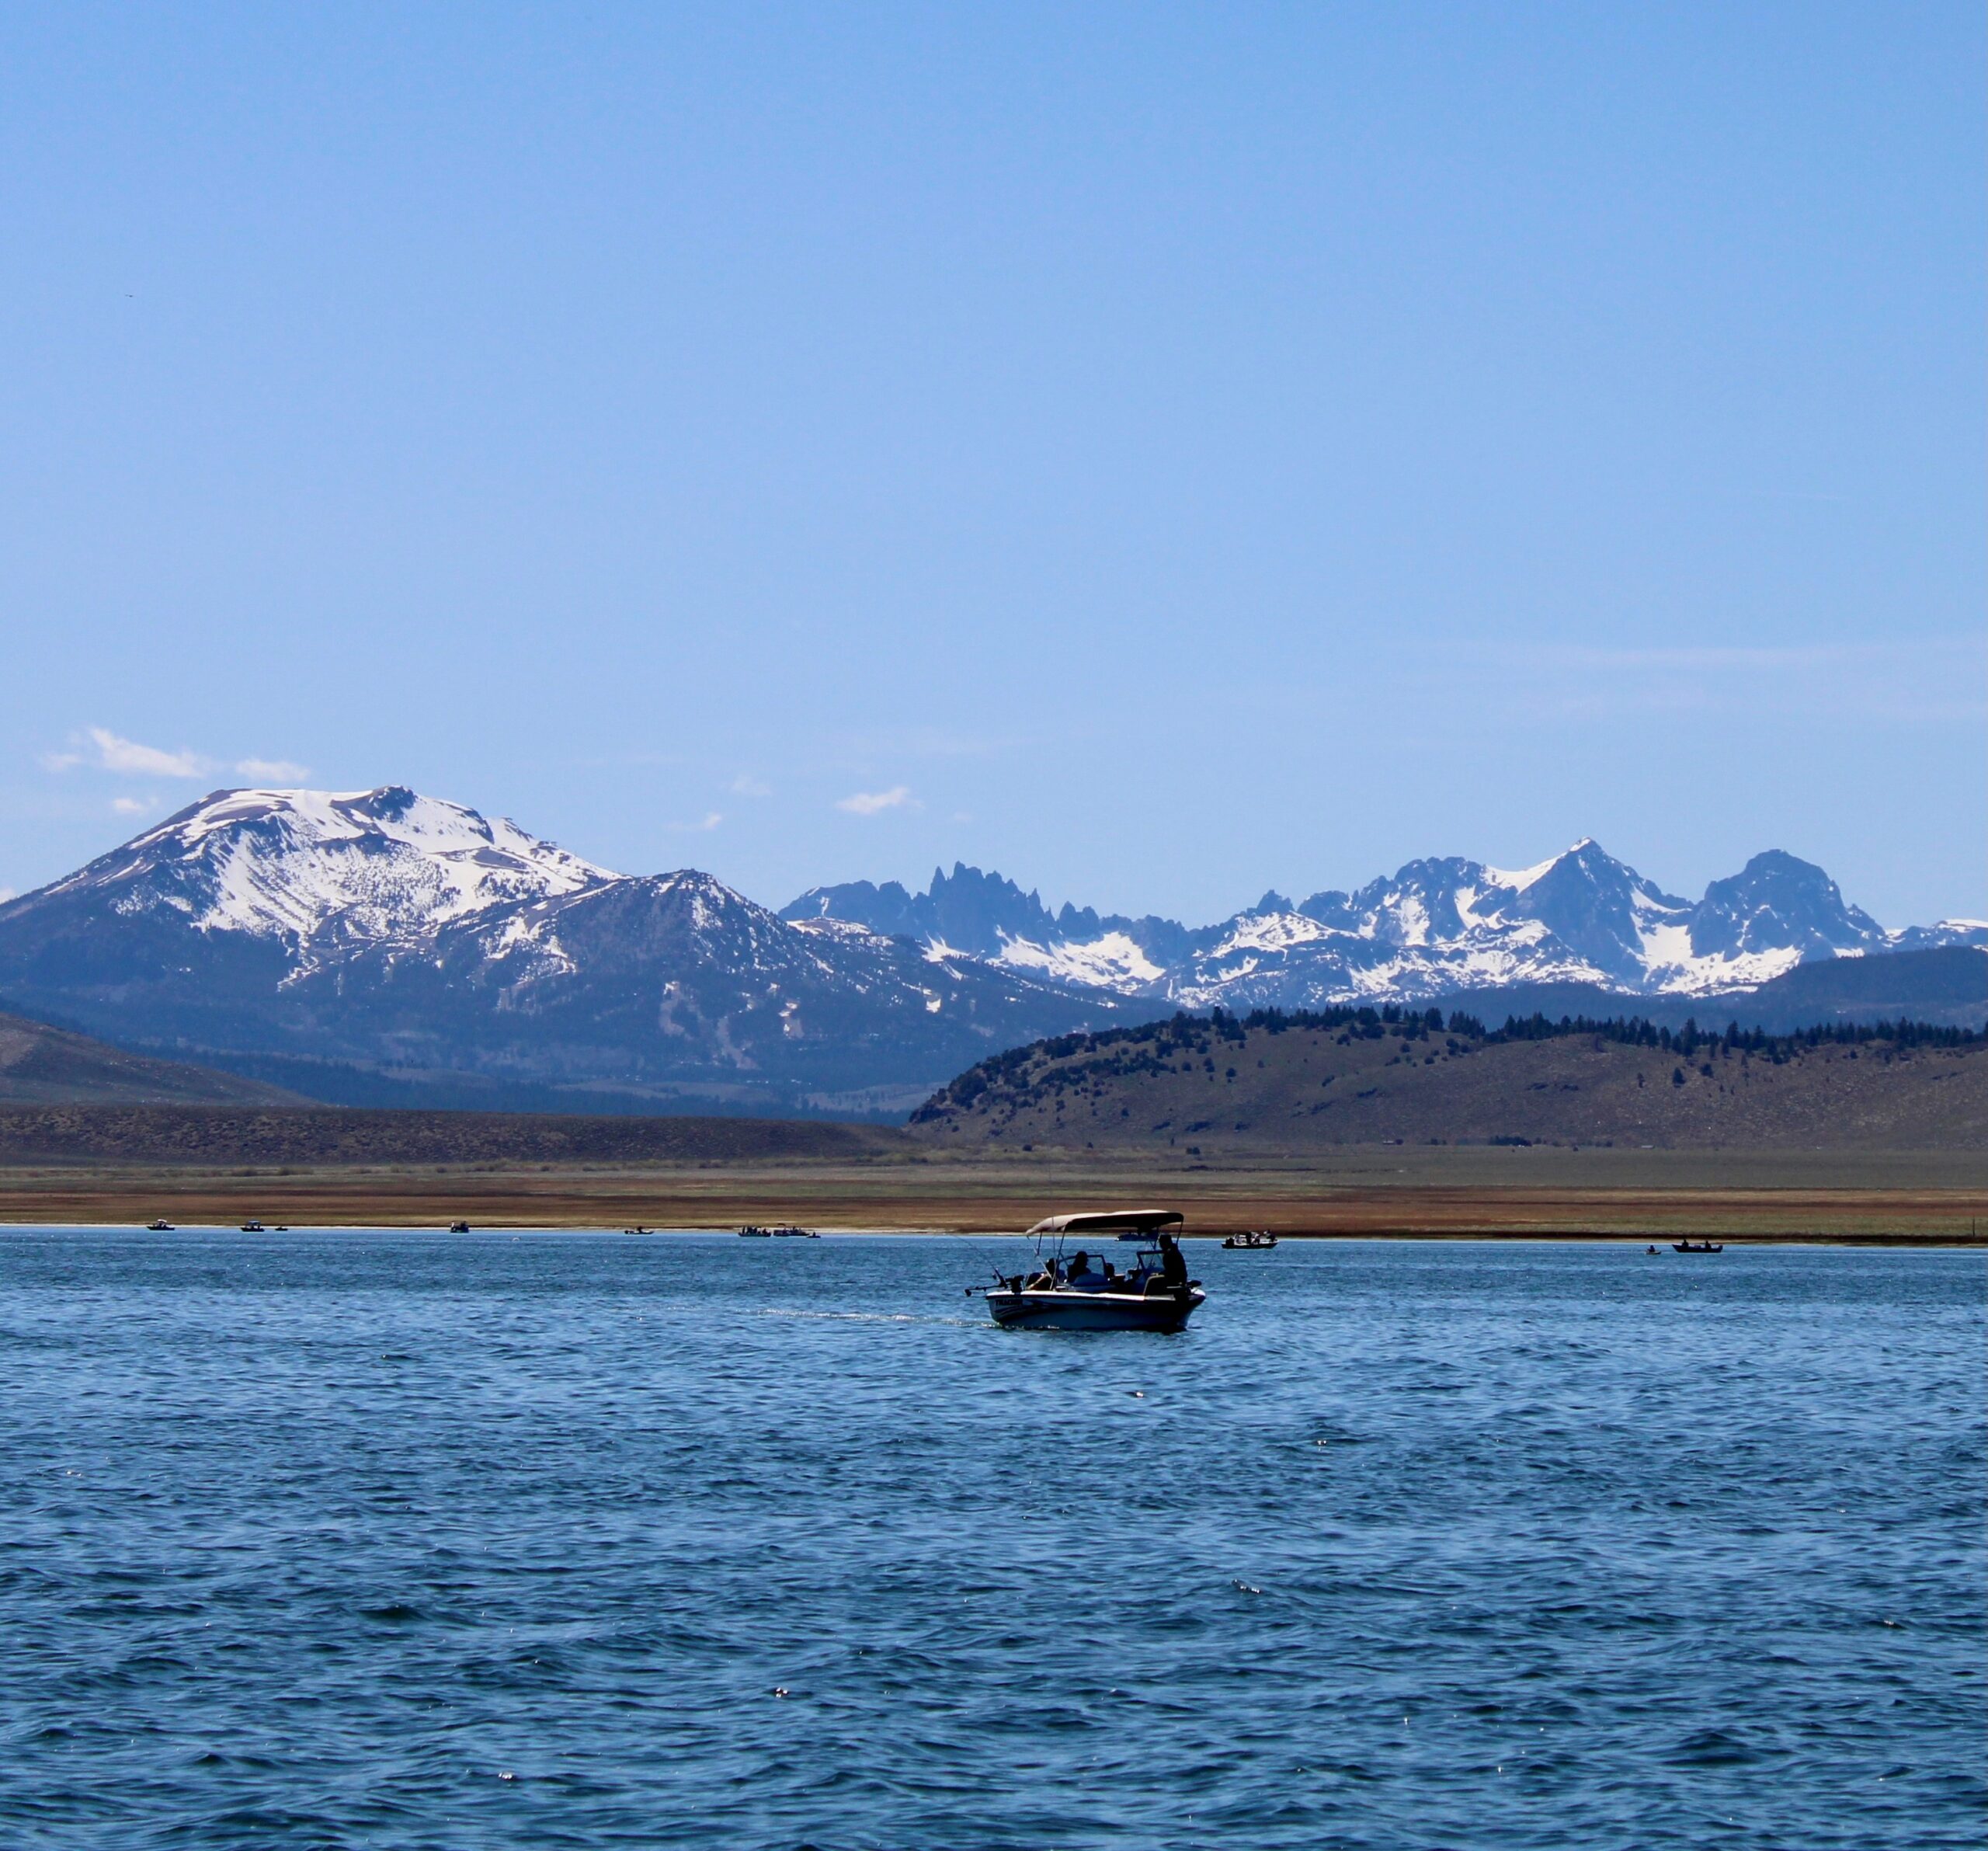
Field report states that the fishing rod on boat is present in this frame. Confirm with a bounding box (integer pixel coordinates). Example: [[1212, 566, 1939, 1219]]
[[961, 1233, 1030, 1293]]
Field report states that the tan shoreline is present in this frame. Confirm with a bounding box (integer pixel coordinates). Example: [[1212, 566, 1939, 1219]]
[[2, 1146, 1983, 1243]]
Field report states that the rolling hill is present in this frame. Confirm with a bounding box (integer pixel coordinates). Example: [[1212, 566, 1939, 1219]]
[[909, 1011, 1988, 1153], [0, 1010, 305, 1107]]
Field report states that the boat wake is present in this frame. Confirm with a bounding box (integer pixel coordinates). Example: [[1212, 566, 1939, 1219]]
[[758, 1308, 974, 1327]]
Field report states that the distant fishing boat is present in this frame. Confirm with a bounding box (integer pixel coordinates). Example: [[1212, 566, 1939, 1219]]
[[240, 1220, 266, 1233], [1223, 1230, 1277, 1250], [1672, 1239, 1725, 1254], [737, 1225, 773, 1237], [770, 1224, 818, 1238], [982, 1209, 1204, 1331], [448, 1220, 471, 1233], [145, 1219, 174, 1232]]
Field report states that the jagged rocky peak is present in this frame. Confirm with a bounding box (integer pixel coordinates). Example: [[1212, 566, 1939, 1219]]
[[781, 861, 1194, 982], [38, 785, 615, 946], [1500, 840, 1689, 984], [1340, 855, 1500, 944], [1688, 851, 1885, 959], [782, 861, 1060, 958]]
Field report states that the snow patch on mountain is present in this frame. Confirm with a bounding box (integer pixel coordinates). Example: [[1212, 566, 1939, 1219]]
[[1482, 842, 1587, 894], [994, 930, 1166, 991], [1635, 920, 1804, 995], [51, 786, 615, 954], [785, 837, 1962, 1011]]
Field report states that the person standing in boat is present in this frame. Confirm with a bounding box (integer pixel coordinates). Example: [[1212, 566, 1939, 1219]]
[[1159, 1232, 1188, 1290]]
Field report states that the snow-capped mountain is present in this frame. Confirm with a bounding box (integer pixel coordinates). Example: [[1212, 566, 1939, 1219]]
[[1162, 843, 1876, 1007], [0, 790, 1136, 1114], [782, 863, 1192, 981], [0, 789, 1976, 1116], [41, 786, 613, 961], [791, 841, 1982, 1011]]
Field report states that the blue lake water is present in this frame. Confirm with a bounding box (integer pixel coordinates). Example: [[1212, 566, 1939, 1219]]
[[0, 1230, 1979, 1849]]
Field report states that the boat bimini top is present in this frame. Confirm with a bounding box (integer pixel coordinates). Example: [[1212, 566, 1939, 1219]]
[[1024, 1209, 1184, 1239]]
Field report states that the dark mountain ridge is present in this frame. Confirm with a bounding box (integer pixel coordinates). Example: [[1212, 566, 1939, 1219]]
[[1429, 946, 1987, 1036], [782, 862, 1194, 966]]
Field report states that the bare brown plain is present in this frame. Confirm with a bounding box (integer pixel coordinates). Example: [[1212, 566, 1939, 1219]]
[[4, 1145, 1982, 1242]]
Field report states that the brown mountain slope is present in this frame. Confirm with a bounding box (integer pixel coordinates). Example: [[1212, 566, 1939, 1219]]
[[909, 1018, 1988, 1153], [0, 1011, 306, 1107]]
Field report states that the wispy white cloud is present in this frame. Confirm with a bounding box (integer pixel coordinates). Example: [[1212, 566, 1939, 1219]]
[[235, 757, 311, 782], [730, 774, 773, 798], [84, 727, 206, 778], [666, 811, 725, 832], [836, 785, 913, 816], [109, 795, 150, 816], [43, 729, 314, 785]]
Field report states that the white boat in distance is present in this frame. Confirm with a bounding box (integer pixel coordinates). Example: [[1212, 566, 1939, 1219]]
[[983, 1209, 1204, 1332]]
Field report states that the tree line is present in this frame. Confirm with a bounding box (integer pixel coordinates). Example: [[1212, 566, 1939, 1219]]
[[918, 1000, 1980, 1115]]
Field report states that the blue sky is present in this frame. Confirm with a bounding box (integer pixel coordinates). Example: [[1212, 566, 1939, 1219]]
[[3, 3, 1980, 926]]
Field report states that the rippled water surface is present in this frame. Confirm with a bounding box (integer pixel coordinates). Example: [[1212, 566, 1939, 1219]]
[[0, 1230, 1979, 1849]]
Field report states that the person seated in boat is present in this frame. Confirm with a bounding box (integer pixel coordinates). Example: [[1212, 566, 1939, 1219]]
[[1100, 1259, 1119, 1289], [1159, 1233, 1189, 1289], [1065, 1250, 1095, 1286]]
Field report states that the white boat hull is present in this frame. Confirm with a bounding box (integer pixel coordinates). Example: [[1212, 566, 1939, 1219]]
[[985, 1286, 1204, 1332]]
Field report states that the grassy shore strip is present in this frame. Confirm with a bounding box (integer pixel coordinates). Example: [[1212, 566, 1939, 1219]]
[[1, 1151, 1983, 1241]]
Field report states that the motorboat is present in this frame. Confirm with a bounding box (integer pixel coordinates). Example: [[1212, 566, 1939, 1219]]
[[240, 1220, 266, 1233], [983, 1209, 1204, 1332], [145, 1219, 174, 1232], [1223, 1230, 1277, 1250], [737, 1225, 773, 1237], [770, 1224, 818, 1238], [1672, 1239, 1725, 1254], [449, 1220, 471, 1233]]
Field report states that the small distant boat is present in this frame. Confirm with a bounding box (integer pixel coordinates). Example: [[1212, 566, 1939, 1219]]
[[1223, 1230, 1278, 1250], [272, 1225, 290, 1232], [240, 1220, 266, 1233], [145, 1219, 174, 1232], [622, 1224, 653, 1235], [983, 1209, 1204, 1332], [449, 1220, 471, 1233], [1672, 1240, 1725, 1254], [770, 1224, 818, 1238], [737, 1225, 773, 1237]]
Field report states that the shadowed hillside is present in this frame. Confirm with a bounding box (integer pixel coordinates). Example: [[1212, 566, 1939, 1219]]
[[0, 1011, 305, 1108], [909, 1010, 1988, 1152]]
